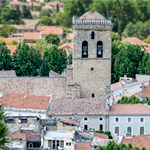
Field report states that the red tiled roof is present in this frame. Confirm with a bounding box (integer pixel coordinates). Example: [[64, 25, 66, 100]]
[[40, 26, 63, 35], [11, 133, 26, 140], [11, 25, 35, 30], [75, 142, 92, 150], [110, 104, 150, 115], [59, 119, 79, 126], [121, 37, 147, 46], [80, 10, 105, 20], [9, 0, 22, 6], [66, 33, 73, 39], [47, 1, 64, 7], [94, 132, 109, 139], [2, 38, 20, 43], [42, 4, 53, 10], [24, 32, 41, 40], [0, 93, 50, 110], [26, 134, 41, 142], [49, 98, 106, 115], [7, 45, 17, 55], [58, 42, 73, 49], [26, 2, 40, 7], [141, 86, 150, 97], [121, 135, 150, 150], [49, 70, 62, 77]]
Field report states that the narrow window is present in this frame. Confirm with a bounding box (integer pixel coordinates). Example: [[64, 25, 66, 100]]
[[140, 126, 144, 135], [97, 41, 103, 58], [99, 118, 103, 121], [82, 41, 88, 58], [127, 126, 132, 136], [128, 118, 131, 122], [91, 67, 94, 71], [84, 125, 88, 130], [91, 31, 95, 39], [92, 93, 95, 98], [115, 126, 119, 135], [115, 118, 119, 122], [140, 118, 144, 122], [84, 118, 88, 121], [99, 124, 103, 130], [4, 118, 15, 124]]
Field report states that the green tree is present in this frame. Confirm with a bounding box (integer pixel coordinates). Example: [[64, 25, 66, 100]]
[[0, 25, 17, 38], [13, 42, 42, 76], [114, 42, 144, 82], [0, 7, 23, 24], [34, 39, 49, 52], [0, 42, 12, 70], [138, 53, 150, 75], [143, 38, 150, 44], [0, 105, 9, 149], [67, 53, 72, 65], [45, 34, 60, 46], [40, 9, 52, 18], [37, 16, 53, 26], [22, 5, 32, 19], [42, 45, 67, 75]]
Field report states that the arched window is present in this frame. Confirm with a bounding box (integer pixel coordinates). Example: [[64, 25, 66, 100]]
[[82, 41, 88, 58], [91, 31, 95, 39], [97, 41, 103, 58]]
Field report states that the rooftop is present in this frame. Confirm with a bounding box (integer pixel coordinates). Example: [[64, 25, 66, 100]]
[[48, 98, 106, 115], [121, 135, 150, 150], [7, 45, 17, 55], [110, 104, 150, 115], [0, 93, 50, 110], [58, 42, 73, 49], [141, 86, 150, 97], [75, 142, 92, 150], [11, 132, 26, 140], [40, 26, 63, 35], [24, 32, 41, 40]]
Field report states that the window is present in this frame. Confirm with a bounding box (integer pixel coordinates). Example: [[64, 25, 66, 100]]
[[140, 118, 144, 122], [128, 118, 131, 122], [115, 126, 119, 135], [66, 142, 71, 146], [20, 118, 27, 123], [97, 41, 103, 58], [91, 31, 95, 39], [4, 118, 15, 123], [115, 118, 119, 122], [127, 126, 132, 136], [140, 126, 144, 135], [99, 118, 103, 121], [99, 124, 103, 130], [84, 118, 88, 121], [91, 67, 94, 71], [82, 41, 88, 58], [92, 93, 95, 98], [84, 125, 88, 130]]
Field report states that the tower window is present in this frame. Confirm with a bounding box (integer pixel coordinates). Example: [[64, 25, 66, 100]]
[[97, 41, 103, 58], [92, 93, 95, 98], [82, 41, 88, 58], [91, 31, 95, 39]]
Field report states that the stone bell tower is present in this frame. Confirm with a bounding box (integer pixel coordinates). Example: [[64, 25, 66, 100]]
[[72, 10, 111, 99]]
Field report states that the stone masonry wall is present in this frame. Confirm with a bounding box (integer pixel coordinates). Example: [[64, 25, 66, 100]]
[[0, 77, 67, 98]]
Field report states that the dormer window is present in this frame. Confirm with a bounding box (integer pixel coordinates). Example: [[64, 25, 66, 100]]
[[97, 41, 103, 58], [91, 31, 95, 39], [82, 41, 88, 58]]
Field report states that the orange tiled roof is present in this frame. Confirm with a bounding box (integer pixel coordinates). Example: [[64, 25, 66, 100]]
[[0, 93, 50, 110], [11, 133, 26, 140], [12, 25, 35, 30], [26, 2, 40, 7], [121, 37, 147, 46], [24, 32, 41, 40], [6, 45, 18, 55], [59, 119, 79, 126], [39, 26, 63, 35], [58, 42, 73, 49], [110, 104, 150, 115], [66, 33, 73, 39], [80, 10, 105, 20], [141, 86, 150, 97], [2, 38, 20, 43], [47, 1, 64, 7], [75, 142, 92, 150], [121, 135, 150, 150], [42, 4, 53, 10], [9, 0, 22, 6]]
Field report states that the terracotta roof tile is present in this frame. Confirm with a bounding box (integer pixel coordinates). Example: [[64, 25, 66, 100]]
[[94, 132, 109, 139], [121, 37, 147, 46], [7, 45, 17, 55], [75, 142, 92, 150], [2, 38, 20, 43], [11, 133, 26, 140], [49, 98, 106, 115], [80, 10, 105, 20], [39, 26, 63, 35], [24, 32, 41, 40], [0, 70, 16, 77], [121, 135, 150, 150], [26, 134, 41, 142], [0, 93, 50, 110], [11, 25, 35, 30], [26, 2, 40, 7], [42, 4, 53, 10], [110, 104, 150, 115], [47, 1, 63, 7], [59, 119, 79, 126], [141, 86, 150, 97], [9, 0, 22, 6], [58, 42, 73, 49], [66, 33, 73, 39], [49, 70, 62, 77]]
